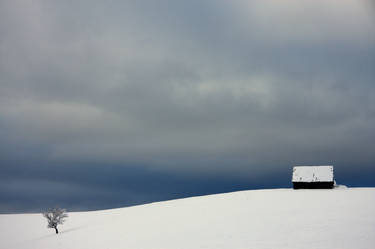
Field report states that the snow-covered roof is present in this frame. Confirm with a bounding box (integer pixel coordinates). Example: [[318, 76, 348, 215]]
[[292, 166, 334, 182]]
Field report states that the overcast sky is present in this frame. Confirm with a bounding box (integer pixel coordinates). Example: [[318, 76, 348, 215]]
[[1, 0, 374, 213]]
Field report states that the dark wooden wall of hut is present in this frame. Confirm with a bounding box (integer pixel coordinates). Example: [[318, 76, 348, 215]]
[[293, 181, 334, 189]]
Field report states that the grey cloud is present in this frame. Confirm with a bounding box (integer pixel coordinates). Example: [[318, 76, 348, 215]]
[[0, 0, 374, 212]]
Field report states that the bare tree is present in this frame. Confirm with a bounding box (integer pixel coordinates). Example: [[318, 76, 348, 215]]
[[42, 207, 68, 234]]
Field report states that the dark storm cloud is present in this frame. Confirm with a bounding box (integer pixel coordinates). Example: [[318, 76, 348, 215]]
[[0, 0, 374, 212]]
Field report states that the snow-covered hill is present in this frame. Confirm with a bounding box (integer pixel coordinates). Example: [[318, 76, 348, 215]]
[[1, 188, 374, 249]]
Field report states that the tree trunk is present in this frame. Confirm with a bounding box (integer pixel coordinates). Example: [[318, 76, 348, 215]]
[[55, 227, 58, 234]]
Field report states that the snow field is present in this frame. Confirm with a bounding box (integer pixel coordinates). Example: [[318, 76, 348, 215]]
[[0, 187, 374, 249]]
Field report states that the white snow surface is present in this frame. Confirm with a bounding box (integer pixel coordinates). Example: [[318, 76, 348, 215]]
[[1, 188, 374, 249], [292, 165, 334, 182]]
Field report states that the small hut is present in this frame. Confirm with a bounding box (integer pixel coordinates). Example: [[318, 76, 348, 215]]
[[292, 165, 334, 189]]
